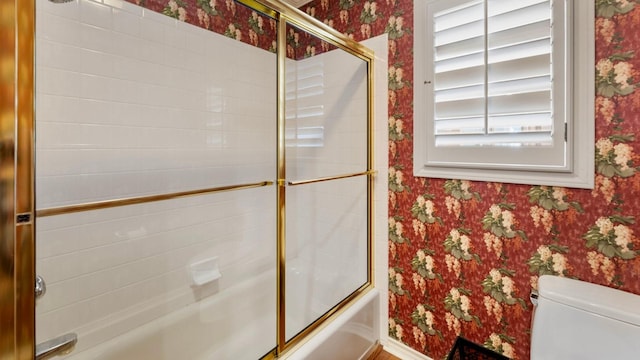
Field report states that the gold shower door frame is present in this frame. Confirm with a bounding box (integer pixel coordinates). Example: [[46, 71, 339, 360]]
[[1, 0, 36, 358], [0, 0, 375, 358]]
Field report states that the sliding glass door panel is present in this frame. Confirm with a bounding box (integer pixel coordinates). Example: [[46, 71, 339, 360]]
[[284, 23, 369, 183], [283, 23, 370, 342], [35, 1, 277, 359], [285, 176, 369, 340]]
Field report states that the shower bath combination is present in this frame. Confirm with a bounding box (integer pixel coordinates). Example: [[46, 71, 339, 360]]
[[0, 0, 384, 359]]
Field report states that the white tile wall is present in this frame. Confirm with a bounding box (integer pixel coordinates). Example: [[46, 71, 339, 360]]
[[36, 0, 276, 209], [37, 188, 276, 346], [35, 0, 277, 355]]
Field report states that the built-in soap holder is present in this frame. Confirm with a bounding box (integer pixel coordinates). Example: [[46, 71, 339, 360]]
[[189, 257, 222, 286]]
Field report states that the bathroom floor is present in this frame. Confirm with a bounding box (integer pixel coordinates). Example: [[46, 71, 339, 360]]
[[370, 349, 402, 360]]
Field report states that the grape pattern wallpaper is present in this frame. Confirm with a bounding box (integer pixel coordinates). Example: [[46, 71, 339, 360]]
[[126, 0, 640, 358]]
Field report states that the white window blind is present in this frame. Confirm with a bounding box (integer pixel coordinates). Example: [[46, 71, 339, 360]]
[[413, 0, 595, 188], [433, 0, 555, 148], [422, 0, 569, 171]]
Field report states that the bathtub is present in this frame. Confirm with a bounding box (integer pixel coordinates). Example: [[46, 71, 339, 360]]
[[282, 288, 380, 360], [62, 265, 379, 360]]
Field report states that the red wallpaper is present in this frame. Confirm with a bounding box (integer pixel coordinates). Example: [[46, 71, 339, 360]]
[[125, 0, 640, 358]]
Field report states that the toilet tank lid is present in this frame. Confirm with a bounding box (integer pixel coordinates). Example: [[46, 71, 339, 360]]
[[538, 275, 640, 326]]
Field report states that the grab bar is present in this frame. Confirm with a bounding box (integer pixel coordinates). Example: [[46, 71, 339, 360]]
[[35, 333, 77, 360]]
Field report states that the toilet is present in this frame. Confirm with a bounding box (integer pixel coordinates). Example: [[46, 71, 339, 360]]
[[530, 275, 640, 359]]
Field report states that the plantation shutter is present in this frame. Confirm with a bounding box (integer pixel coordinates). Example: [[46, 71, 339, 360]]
[[431, 0, 558, 149]]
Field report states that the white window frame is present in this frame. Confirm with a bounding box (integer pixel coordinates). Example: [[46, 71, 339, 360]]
[[413, 0, 594, 189]]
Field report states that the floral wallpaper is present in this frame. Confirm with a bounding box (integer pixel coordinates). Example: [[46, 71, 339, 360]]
[[123, 0, 640, 358]]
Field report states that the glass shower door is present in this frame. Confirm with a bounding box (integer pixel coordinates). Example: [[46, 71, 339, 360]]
[[34, 0, 277, 359], [283, 22, 371, 342]]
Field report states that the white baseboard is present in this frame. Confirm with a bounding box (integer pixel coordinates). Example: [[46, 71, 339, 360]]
[[383, 339, 433, 360]]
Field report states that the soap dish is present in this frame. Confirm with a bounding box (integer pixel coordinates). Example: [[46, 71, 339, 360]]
[[189, 257, 222, 286]]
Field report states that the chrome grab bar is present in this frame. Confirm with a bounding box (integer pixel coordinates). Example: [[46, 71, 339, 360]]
[[35, 333, 78, 360]]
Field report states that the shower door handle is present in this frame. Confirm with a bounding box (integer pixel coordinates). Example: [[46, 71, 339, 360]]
[[35, 333, 78, 360], [35, 274, 46, 299]]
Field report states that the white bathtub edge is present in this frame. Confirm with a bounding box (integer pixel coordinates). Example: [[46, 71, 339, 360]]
[[283, 288, 380, 360]]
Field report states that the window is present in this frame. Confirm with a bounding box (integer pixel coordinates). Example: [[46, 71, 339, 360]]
[[413, 0, 594, 188]]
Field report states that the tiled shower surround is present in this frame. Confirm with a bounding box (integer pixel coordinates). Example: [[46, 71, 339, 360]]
[[36, 0, 276, 208], [35, 0, 375, 357]]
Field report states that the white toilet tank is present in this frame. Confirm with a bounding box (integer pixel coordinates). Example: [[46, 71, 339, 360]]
[[530, 275, 640, 359]]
